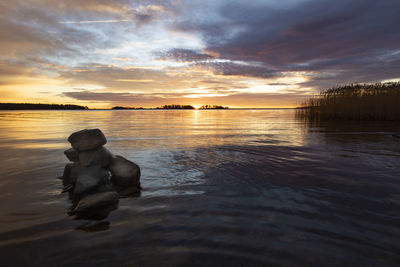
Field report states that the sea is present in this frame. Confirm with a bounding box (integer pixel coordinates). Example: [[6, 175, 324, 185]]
[[0, 109, 399, 266]]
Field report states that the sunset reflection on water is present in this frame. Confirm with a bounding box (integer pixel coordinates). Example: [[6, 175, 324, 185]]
[[0, 109, 305, 151], [0, 109, 399, 266]]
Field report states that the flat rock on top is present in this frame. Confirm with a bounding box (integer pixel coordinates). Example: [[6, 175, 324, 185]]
[[68, 129, 107, 151]]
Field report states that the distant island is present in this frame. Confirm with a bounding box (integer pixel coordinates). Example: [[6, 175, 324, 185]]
[[0, 103, 231, 110], [156, 104, 195, 109], [198, 105, 229, 109], [155, 104, 229, 109], [112, 106, 144, 110], [113, 104, 230, 110], [0, 103, 88, 110], [297, 82, 400, 121]]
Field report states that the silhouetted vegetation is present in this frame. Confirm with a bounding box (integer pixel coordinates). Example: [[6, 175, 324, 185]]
[[156, 104, 195, 109], [199, 105, 229, 109], [0, 103, 88, 110], [112, 106, 144, 110], [297, 82, 400, 121]]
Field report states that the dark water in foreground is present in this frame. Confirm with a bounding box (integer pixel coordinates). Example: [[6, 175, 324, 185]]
[[0, 109, 399, 266]]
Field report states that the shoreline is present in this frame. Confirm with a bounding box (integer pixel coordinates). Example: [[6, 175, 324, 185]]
[[0, 107, 295, 111]]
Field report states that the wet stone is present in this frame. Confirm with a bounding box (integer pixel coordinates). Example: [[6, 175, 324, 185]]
[[68, 129, 107, 151], [62, 162, 81, 186], [79, 147, 113, 168], [64, 148, 79, 162], [70, 191, 119, 220], [73, 191, 119, 212], [110, 155, 141, 189], [118, 186, 141, 197], [73, 166, 110, 198], [61, 128, 142, 221]]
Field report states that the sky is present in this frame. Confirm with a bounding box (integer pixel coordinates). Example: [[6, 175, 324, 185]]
[[1, 0, 399, 108]]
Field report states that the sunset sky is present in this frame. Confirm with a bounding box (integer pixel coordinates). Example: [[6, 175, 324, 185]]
[[1, 0, 399, 108]]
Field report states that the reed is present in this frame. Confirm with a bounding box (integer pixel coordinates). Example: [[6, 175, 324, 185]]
[[297, 82, 400, 121]]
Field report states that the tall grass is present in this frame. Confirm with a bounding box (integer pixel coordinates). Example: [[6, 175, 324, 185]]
[[297, 82, 400, 121]]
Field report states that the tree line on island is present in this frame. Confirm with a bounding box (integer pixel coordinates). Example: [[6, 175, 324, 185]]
[[198, 105, 229, 109], [0, 103, 88, 110], [112, 106, 144, 110], [0, 103, 229, 110], [112, 104, 229, 110]]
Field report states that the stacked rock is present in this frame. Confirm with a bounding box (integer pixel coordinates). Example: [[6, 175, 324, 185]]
[[60, 129, 141, 220]]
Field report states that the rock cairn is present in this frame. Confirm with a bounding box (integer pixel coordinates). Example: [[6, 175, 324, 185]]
[[60, 129, 141, 220]]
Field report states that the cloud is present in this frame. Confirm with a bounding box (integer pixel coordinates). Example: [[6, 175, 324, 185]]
[[116, 79, 154, 82], [174, 0, 400, 86], [62, 89, 305, 107], [59, 19, 133, 24], [59, 64, 192, 92], [32, 0, 134, 16], [195, 61, 279, 78], [158, 48, 215, 62], [1, 0, 399, 107], [0, 0, 109, 62]]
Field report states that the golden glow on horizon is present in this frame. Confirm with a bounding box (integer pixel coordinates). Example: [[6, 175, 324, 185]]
[[0, 71, 306, 108], [116, 79, 154, 82], [184, 93, 229, 98], [0, 51, 312, 108]]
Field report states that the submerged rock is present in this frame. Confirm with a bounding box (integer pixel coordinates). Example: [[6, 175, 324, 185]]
[[62, 184, 74, 193], [79, 147, 113, 168], [118, 186, 141, 197], [76, 221, 110, 232], [70, 191, 119, 220], [73, 166, 110, 198], [109, 155, 141, 189], [68, 129, 107, 151], [73, 191, 119, 211], [64, 148, 79, 162]]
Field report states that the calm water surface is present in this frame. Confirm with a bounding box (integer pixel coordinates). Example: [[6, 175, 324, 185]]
[[0, 109, 399, 266]]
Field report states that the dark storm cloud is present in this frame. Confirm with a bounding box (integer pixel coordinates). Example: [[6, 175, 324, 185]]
[[196, 61, 279, 78], [175, 0, 400, 86], [158, 48, 279, 79], [300, 57, 400, 89]]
